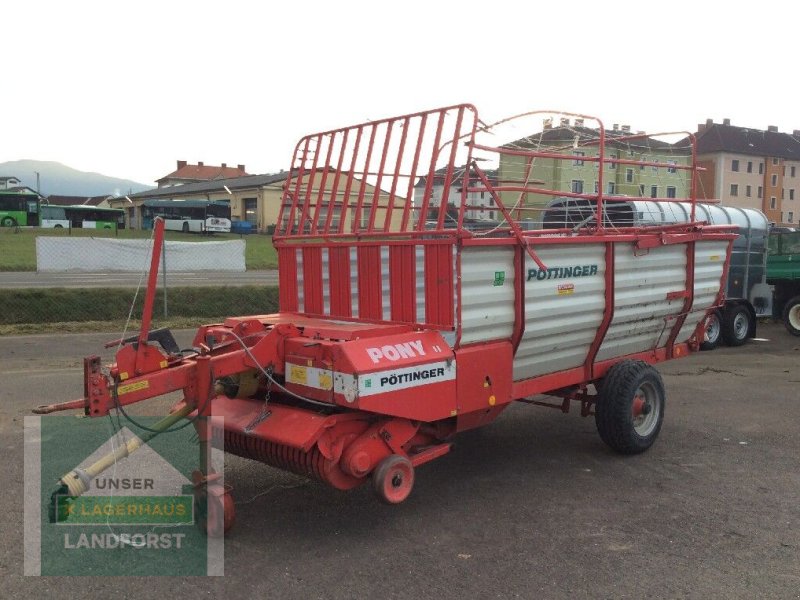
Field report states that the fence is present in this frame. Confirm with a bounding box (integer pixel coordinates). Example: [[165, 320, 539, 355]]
[[0, 227, 278, 333]]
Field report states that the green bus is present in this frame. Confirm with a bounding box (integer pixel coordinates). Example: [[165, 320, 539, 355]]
[[40, 204, 125, 229], [0, 191, 40, 227]]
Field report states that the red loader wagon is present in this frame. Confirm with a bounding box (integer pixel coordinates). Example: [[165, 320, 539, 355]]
[[38, 104, 738, 535]]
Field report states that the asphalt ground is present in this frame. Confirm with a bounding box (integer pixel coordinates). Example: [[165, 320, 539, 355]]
[[1, 322, 799, 597]]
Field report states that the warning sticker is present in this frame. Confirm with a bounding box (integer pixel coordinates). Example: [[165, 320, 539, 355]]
[[117, 380, 150, 396], [557, 283, 575, 295]]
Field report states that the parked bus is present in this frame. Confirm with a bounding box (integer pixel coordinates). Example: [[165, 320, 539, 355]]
[[141, 200, 231, 233], [0, 191, 40, 227], [40, 205, 125, 229]]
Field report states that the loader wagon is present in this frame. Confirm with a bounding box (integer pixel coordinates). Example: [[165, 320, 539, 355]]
[[37, 104, 738, 535]]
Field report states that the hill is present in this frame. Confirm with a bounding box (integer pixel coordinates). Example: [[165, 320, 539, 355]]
[[0, 160, 153, 197]]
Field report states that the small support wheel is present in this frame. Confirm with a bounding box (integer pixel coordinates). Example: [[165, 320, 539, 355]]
[[700, 309, 722, 351], [595, 360, 665, 455], [195, 485, 235, 537], [372, 455, 414, 504]]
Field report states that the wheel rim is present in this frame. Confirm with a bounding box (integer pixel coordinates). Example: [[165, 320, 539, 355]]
[[789, 304, 800, 331], [631, 382, 661, 437], [732, 311, 749, 340], [705, 313, 720, 343], [380, 462, 413, 503]]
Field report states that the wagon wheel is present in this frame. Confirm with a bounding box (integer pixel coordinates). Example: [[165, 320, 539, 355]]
[[595, 360, 665, 454], [783, 296, 800, 336], [372, 455, 415, 504], [195, 484, 236, 537], [700, 309, 722, 351], [721, 304, 750, 347]]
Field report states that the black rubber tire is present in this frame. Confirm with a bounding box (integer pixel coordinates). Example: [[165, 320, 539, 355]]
[[783, 296, 800, 337], [721, 304, 750, 347], [372, 455, 414, 504], [595, 360, 666, 454], [1, 216, 16, 227], [700, 309, 722, 351]]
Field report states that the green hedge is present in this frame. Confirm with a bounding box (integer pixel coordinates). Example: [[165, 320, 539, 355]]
[[0, 285, 279, 325]]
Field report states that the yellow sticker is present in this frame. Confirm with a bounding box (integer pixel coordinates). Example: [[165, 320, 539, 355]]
[[289, 365, 307, 385], [118, 380, 149, 395], [488, 395, 496, 406], [710, 255, 720, 261], [318, 372, 333, 391], [119, 372, 129, 381], [160, 360, 168, 369], [557, 283, 575, 295]]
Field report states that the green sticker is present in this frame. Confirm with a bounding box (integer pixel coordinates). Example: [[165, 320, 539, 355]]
[[493, 271, 505, 286]]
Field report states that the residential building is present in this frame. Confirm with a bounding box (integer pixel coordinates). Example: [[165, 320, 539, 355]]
[[694, 119, 800, 226], [498, 120, 692, 223], [156, 160, 250, 188], [0, 176, 22, 190], [414, 167, 500, 222]]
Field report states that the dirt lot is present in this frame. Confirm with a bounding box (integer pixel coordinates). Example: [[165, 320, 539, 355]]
[[1, 322, 799, 598]]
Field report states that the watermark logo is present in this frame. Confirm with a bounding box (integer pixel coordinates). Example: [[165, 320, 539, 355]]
[[25, 416, 225, 576]]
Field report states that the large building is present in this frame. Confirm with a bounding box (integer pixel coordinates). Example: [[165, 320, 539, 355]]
[[694, 119, 800, 226], [112, 170, 408, 233], [156, 160, 250, 188], [498, 120, 692, 223]]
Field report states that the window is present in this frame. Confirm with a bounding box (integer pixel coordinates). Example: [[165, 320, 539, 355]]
[[489, 198, 495, 206], [571, 180, 584, 194], [792, 166, 797, 177], [489, 210, 495, 220], [790, 189, 795, 201], [782, 189, 785, 200], [667, 160, 677, 174], [639, 184, 645, 196], [625, 168, 634, 183], [770, 196, 777, 209], [758, 186, 763, 198], [650, 185, 658, 198], [594, 181, 599, 193], [573, 151, 585, 166], [652, 159, 659, 173], [609, 153, 618, 169], [759, 163, 764, 175], [731, 159, 739, 172], [480, 191, 485, 199], [746, 185, 752, 197], [730, 184, 739, 197], [666, 186, 676, 198], [772, 174, 778, 186], [747, 161, 753, 173], [773, 158, 779, 165], [640, 156, 646, 171], [789, 211, 794, 222], [607, 182, 616, 195]]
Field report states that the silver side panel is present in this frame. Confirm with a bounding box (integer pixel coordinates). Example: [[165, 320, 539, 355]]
[[676, 240, 730, 342], [514, 244, 606, 380], [596, 244, 687, 361], [349, 247, 359, 317], [459, 246, 516, 345], [381, 246, 390, 320], [416, 245, 426, 324]]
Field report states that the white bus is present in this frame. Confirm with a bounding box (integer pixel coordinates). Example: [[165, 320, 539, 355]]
[[142, 200, 232, 233]]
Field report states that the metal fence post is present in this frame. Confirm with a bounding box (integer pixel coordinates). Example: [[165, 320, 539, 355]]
[[162, 236, 168, 317]]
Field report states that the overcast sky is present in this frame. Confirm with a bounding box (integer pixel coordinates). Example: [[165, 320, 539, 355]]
[[3, 0, 798, 186]]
